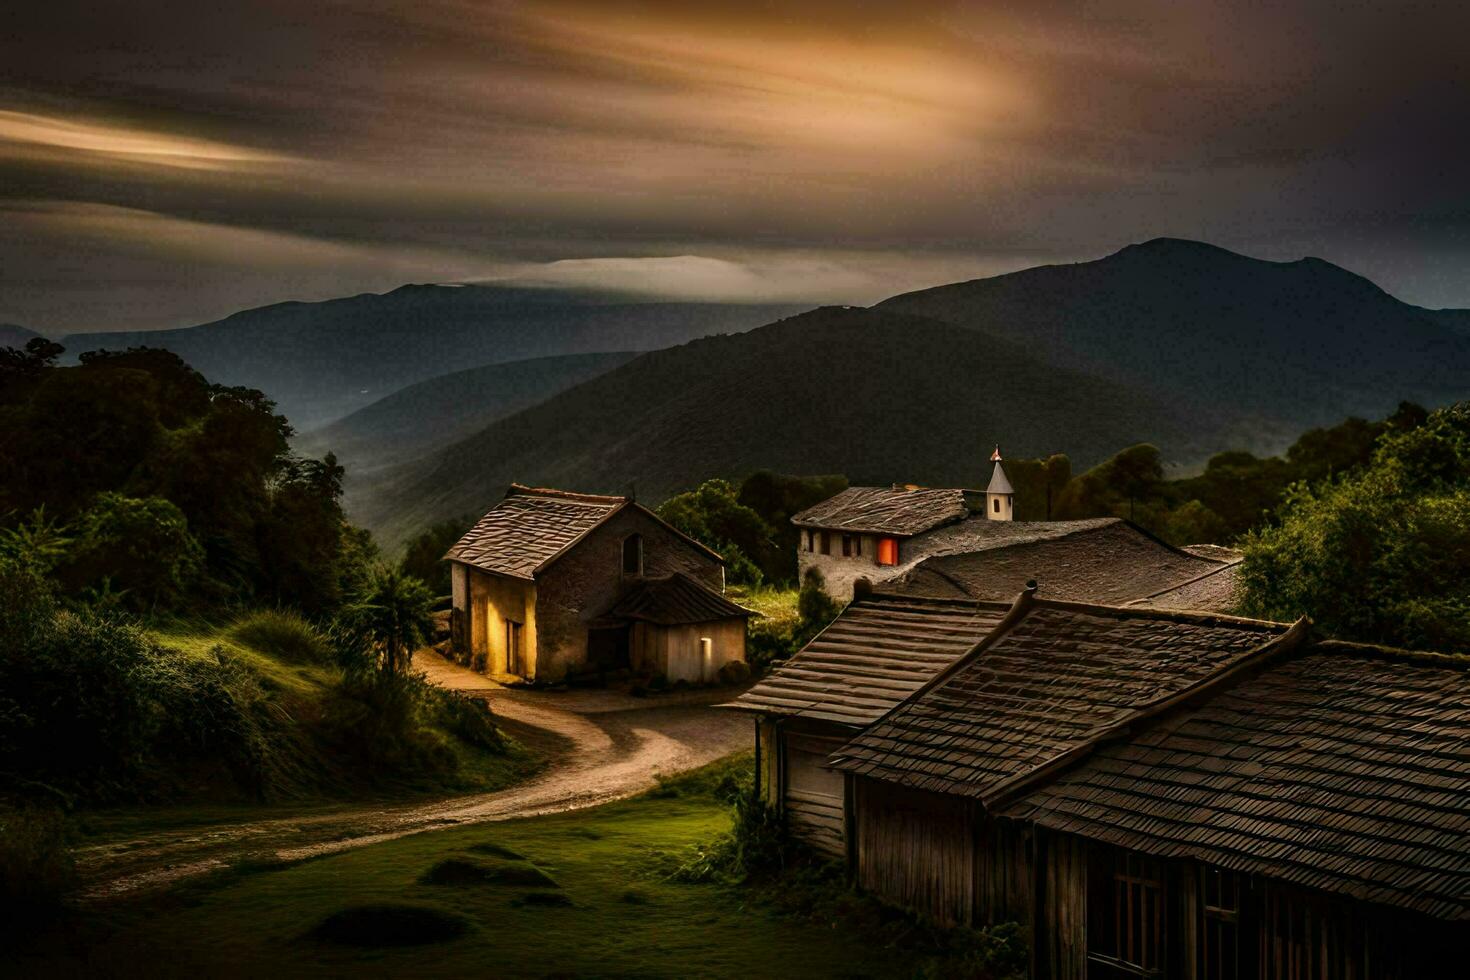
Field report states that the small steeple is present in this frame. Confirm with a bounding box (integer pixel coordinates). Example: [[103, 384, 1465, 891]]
[[986, 446, 1014, 521]]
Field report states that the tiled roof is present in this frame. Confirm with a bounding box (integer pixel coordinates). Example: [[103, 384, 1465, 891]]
[[603, 573, 751, 626], [829, 597, 1298, 803], [790, 486, 968, 536], [725, 593, 1012, 726], [892, 521, 1232, 609], [985, 461, 1014, 495], [444, 485, 625, 579], [1127, 560, 1241, 612], [1005, 641, 1470, 921]]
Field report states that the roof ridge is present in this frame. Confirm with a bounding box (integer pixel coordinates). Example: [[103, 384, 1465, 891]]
[[507, 483, 629, 504], [983, 616, 1312, 811], [1029, 595, 1287, 631], [865, 590, 1014, 610], [1309, 637, 1470, 669], [1126, 559, 1240, 606]]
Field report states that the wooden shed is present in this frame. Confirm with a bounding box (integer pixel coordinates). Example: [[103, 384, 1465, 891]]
[[724, 593, 1011, 857], [598, 572, 752, 684], [828, 593, 1469, 978]]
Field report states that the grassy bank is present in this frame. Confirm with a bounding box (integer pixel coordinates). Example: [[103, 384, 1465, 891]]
[[6, 755, 936, 980]]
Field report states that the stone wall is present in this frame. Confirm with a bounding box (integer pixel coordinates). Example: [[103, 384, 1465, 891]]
[[796, 530, 908, 600], [532, 506, 723, 682]]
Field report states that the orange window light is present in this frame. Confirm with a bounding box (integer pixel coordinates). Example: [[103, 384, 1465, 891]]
[[877, 537, 899, 566]]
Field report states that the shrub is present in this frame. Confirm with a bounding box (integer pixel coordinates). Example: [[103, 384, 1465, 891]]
[[54, 493, 204, 612], [230, 609, 331, 663], [0, 805, 74, 928], [718, 660, 752, 685]]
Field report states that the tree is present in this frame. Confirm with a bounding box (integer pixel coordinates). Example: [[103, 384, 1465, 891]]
[[400, 517, 474, 596], [350, 566, 436, 676], [1239, 403, 1470, 650], [658, 479, 780, 585]]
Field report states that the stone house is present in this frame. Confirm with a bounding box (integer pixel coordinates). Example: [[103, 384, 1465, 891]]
[[445, 484, 744, 683], [791, 452, 1239, 604]]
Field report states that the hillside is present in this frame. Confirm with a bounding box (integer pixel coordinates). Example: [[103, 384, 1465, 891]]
[[59, 287, 805, 428], [0, 323, 40, 348], [877, 239, 1470, 450], [296, 351, 639, 477], [355, 307, 1184, 545]]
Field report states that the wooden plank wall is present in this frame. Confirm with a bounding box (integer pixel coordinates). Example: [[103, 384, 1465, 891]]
[[854, 776, 976, 927], [1035, 829, 1087, 980], [975, 817, 1033, 926], [782, 730, 848, 858]]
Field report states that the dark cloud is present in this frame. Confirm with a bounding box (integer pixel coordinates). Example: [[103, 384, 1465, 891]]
[[1, 0, 1466, 332]]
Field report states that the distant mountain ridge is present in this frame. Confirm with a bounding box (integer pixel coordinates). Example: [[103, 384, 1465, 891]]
[[295, 350, 640, 478], [355, 306, 1184, 545], [347, 239, 1470, 546], [57, 286, 806, 428], [876, 238, 1470, 448], [0, 323, 40, 349]]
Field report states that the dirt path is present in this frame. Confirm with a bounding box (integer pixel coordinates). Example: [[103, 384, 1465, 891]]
[[75, 653, 752, 900]]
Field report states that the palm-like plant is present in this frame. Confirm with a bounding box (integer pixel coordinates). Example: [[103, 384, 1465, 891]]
[[350, 565, 436, 675]]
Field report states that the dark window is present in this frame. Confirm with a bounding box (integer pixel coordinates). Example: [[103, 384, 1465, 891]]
[[876, 537, 899, 566], [505, 620, 523, 676], [841, 534, 853, 557], [993, 498, 1001, 513], [622, 534, 643, 576], [819, 531, 831, 555], [1200, 869, 1248, 980], [1088, 848, 1167, 978], [805, 529, 815, 551], [852, 535, 861, 557]]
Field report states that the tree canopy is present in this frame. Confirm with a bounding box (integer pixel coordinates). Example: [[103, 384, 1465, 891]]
[[1238, 403, 1470, 651]]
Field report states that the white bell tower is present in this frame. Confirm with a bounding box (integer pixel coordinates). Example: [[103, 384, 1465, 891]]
[[986, 446, 1014, 521]]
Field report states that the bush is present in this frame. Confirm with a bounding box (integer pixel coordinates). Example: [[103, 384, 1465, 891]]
[[230, 609, 331, 663], [718, 660, 752, 685], [54, 493, 204, 612], [0, 805, 74, 928]]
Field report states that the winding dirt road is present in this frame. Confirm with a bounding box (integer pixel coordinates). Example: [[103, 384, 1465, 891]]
[[75, 653, 751, 900]]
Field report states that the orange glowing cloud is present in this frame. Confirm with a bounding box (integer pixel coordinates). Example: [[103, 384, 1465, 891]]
[[0, 109, 293, 171]]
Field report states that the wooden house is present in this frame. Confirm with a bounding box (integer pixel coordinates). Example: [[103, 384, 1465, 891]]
[[827, 591, 1467, 978], [725, 533, 1244, 857], [444, 485, 738, 683]]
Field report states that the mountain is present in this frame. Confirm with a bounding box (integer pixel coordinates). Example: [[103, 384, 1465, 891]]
[[0, 323, 41, 349], [58, 286, 806, 428], [877, 238, 1470, 451], [354, 307, 1184, 546], [295, 350, 639, 478]]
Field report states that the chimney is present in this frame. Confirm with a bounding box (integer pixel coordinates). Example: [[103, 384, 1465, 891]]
[[985, 446, 1014, 522]]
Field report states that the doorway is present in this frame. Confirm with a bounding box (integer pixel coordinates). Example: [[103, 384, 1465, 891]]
[[505, 620, 524, 676]]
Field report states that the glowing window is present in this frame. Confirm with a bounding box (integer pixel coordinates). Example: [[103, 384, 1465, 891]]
[[876, 537, 899, 566]]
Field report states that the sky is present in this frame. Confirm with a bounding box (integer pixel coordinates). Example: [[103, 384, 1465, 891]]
[[2, 0, 1467, 333]]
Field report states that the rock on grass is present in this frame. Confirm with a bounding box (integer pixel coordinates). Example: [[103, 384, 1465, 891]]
[[308, 904, 469, 947], [420, 858, 558, 888]]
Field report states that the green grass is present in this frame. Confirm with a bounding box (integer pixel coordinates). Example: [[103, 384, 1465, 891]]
[[149, 619, 336, 698], [8, 755, 916, 979], [729, 586, 799, 627]]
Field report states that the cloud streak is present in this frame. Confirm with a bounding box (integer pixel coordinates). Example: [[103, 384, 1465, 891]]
[[1, 0, 1466, 329]]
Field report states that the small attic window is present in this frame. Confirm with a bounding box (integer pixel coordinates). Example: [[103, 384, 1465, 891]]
[[622, 534, 644, 576], [993, 498, 1001, 513]]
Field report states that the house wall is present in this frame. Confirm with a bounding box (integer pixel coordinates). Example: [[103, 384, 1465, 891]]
[[630, 618, 746, 683], [533, 507, 723, 682], [1029, 829, 1460, 980], [463, 568, 536, 676], [852, 776, 977, 927], [797, 531, 914, 600], [778, 724, 850, 858]]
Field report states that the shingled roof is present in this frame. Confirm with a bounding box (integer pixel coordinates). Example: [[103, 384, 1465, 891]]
[[725, 593, 1012, 726], [603, 573, 752, 626], [828, 595, 1302, 805], [791, 486, 968, 536], [1127, 559, 1241, 612], [1004, 641, 1470, 921], [891, 520, 1232, 608], [444, 484, 720, 579]]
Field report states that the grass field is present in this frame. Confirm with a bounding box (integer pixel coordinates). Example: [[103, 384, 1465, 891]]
[[7, 755, 920, 980]]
